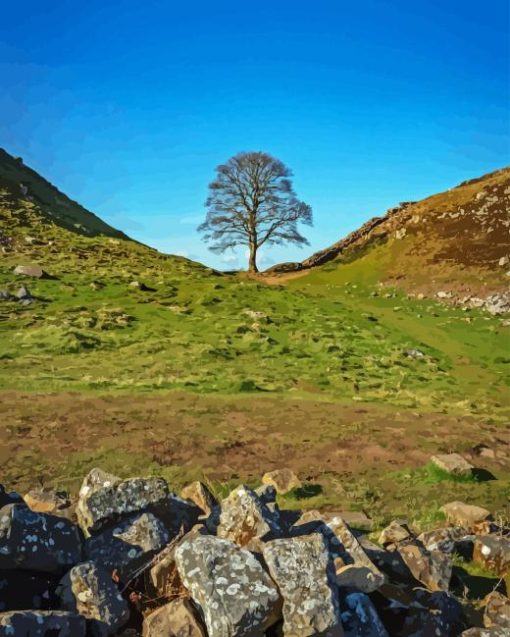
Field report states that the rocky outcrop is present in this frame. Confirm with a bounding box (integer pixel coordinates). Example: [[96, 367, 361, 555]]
[[1, 470, 508, 637]]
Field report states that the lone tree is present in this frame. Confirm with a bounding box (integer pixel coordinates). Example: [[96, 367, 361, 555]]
[[198, 152, 312, 272]]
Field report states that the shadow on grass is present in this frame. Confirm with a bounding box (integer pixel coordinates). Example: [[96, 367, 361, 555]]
[[471, 468, 497, 482], [452, 566, 506, 600], [288, 484, 323, 500]]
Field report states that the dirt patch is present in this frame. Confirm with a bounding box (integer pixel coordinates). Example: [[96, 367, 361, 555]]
[[2, 390, 509, 496]]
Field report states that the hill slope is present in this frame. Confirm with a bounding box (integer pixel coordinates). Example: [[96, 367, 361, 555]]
[[268, 167, 510, 305], [0, 148, 131, 239]]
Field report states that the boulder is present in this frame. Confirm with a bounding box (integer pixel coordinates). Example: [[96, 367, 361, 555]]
[[397, 541, 452, 591], [0, 504, 82, 574], [0, 291, 10, 301], [0, 610, 86, 636], [293, 512, 385, 593], [15, 285, 35, 304], [473, 535, 510, 575], [440, 501, 492, 528], [149, 525, 206, 599], [484, 591, 510, 630], [431, 453, 474, 476], [378, 520, 413, 549], [336, 511, 373, 531], [142, 598, 206, 637], [13, 264, 45, 278], [340, 592, 389, 637], [85, 512, 169, 581], [398, 590, 464, 637], [180, 481, 218, 516], [175, 534, 281, 637], [261, 469, 301, 494], [216, 485, 282, 547], [417, 526, 471, 554], [58, 561, 129, 637], [358, 538, 415, 584], [0, 570, 59, 611], [24, 488, 72, 516], [77, 469, 169, 535], [263, 533, 343, 637]]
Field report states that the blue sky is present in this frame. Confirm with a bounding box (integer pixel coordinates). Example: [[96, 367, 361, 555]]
[[2, 1, 509, 270]]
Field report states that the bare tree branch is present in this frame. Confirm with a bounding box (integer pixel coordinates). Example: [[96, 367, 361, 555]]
[[197, 151, 313, 272]]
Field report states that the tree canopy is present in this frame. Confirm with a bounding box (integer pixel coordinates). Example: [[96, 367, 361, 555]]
[[198, 152, 312, 272]]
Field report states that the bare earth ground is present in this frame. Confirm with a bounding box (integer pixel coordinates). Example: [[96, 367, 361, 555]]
[[2, 390, 509, 528]]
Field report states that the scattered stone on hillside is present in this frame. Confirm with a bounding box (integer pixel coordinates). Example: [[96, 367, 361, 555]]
[[85, 512, 169, 580], [499, 256, 509, 267], [175, 535, 281, 637], [76, 469, 169, 535], [340, 592, 389, 637], [484, 591, 510, 630], [417, 526, 472, 555], [0, 291, 10, 301], [440, 501, 492, 528], [0, 570, 60, 612], [13, 264, 46, 278], [397, 541, 452, 592], [0, 610, 86, 636], [129, 281, 156, 292], [15, 285, 34, 304], [262, 468, 301, 494], [0, 504, 82, 574], [473, 535, 510, 575], [180, 481, 218, 516], [395, 227, 407, 239], [404, 348, 425, 359], [24, 488, 71, 516], [431, 453, 474, 476], [58, 561, 129, 637], [216, 485, 282, 547], [379, 520, 413, 549], [437, 290, 452, 299], [263, 533, 342, 637], [142, 598, 206, 637]]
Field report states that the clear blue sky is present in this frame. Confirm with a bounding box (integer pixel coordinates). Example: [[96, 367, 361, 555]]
[[2, 1, 509, 269]]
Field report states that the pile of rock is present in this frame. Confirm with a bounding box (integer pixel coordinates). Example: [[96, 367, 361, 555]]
[[0, 469, 508, 637]]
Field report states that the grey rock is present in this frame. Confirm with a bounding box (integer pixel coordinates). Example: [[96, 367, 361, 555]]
[[0, 291, 10, 301], [263, 533, 343, 637], [175, 534, 281, 637], [216, 485, 282, 548], [378, 520, 414, 549], [431, 453, 474, 476], [397, 541, 452, 591], [0, 504, 82, 574], [417, 526, 471, 554], [77, 469, 169, 535], [474, 535, 510, 575], [0, 610, 86, 636], [340, 592, 389, 636], [85, 512, 169, 581], [58, 561, 129, 637], [13, 264, 45, 278]]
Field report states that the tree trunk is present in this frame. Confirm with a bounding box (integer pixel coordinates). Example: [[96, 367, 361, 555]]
[[248, 242, 258, 273]]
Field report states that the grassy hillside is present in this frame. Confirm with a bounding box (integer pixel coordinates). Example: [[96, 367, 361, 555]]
[[1, 154, 508, 531], [270, 167, 510, 300]]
